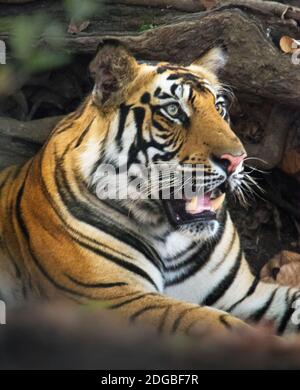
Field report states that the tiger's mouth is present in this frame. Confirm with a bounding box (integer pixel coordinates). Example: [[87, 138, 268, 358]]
[[163, 183, 227, 226]]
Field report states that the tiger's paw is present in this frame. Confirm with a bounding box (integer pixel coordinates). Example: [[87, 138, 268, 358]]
[[183, 308, 252, 338]]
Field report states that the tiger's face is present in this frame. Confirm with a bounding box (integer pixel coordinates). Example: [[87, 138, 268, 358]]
[[88, 41, 246, 240]]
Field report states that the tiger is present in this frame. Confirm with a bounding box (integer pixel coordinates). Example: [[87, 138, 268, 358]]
[[0, 39, 299, 337]]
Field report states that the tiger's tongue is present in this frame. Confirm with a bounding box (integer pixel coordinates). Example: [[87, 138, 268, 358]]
[[185, 195, 212, 215], [185, 193, 225, 215]]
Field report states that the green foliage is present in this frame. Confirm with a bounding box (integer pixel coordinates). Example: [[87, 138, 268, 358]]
[[138, 23, 156, 32], [2, 0, 104, 77], [9, 14, 68, 73]]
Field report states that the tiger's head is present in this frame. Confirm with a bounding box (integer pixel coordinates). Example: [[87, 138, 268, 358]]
[[84, 40, 247, 240]]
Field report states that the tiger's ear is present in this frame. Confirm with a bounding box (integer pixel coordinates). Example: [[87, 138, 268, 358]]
[[89, 39, 138, 108], [191, 47, 227, 74]]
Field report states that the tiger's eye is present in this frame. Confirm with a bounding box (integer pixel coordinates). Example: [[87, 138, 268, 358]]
[[166, 104, 179, 116]]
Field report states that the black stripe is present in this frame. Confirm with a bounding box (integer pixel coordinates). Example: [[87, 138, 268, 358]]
[[167, 74, 183, 81], [110, 292, 157, 309], [158, 306, 172, 333], [185, 319, 201, 336], [140, 92, 151, 104], [153, 86, 176, 100], [212, 229, 237, 272], [157, 65, 189, 74], [130, 305, 166, 322], [158, 92, 173, 100], [164, 245, 203, 273], [15, 181, 29, 241], [55, 122, 73, 135], [74, 120, 93, 149], [278, 289, 298, 335], [167, 73, 206, 92], [219, 314, 232, 329], [152, 118, 170, 133], [152, 145, 182, 163], [66, 274, 128, 289], [154, 87, 162, 96], [116, 104, 131, 152], [127, 107, 147, 168], [249, 287, 279, 322], [188, 86, 193, 102], [170, 83, 178, 96], [202, 249, 242, 306], [228, 276, 260, 312], [171, 307, 199, 333], [164, 243, 197, 263]]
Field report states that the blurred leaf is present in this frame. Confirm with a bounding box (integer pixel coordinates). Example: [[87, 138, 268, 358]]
[[0, 16, 14, 33], [24, 50, 69, 73], [10, 15, 44, 60], [64, 0, 101, 22], [8, 13, 70, 74], [43, 23, 66, 48]]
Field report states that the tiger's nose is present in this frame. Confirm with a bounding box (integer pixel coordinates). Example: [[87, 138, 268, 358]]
[[213, 153, 246, 175]]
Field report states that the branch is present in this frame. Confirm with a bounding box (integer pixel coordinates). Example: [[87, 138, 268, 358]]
[[1, 1, 300, 108], [109, 0, 205, 12], [216, 0, 300, 22], [58, 9, 300, 107]]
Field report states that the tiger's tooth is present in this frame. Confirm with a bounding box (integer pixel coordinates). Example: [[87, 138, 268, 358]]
[[211, 193, 225, 211], [185, 196, 198, 213]]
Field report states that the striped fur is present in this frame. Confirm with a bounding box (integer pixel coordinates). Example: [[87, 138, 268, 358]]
[[0, 43, 299, 337]]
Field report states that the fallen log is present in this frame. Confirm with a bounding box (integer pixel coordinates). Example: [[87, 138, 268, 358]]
[[0, 0, 300, 170], [111, 0, 206, 12], [1, 1, 300, 107]]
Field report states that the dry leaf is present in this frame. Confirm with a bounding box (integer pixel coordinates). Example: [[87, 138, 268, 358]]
[[280, 36, 300, 54], [280, 147, 300, 178], [67, 20, 90, 35], [201, 0, 217, 10], [261, 250, 300, 288]]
